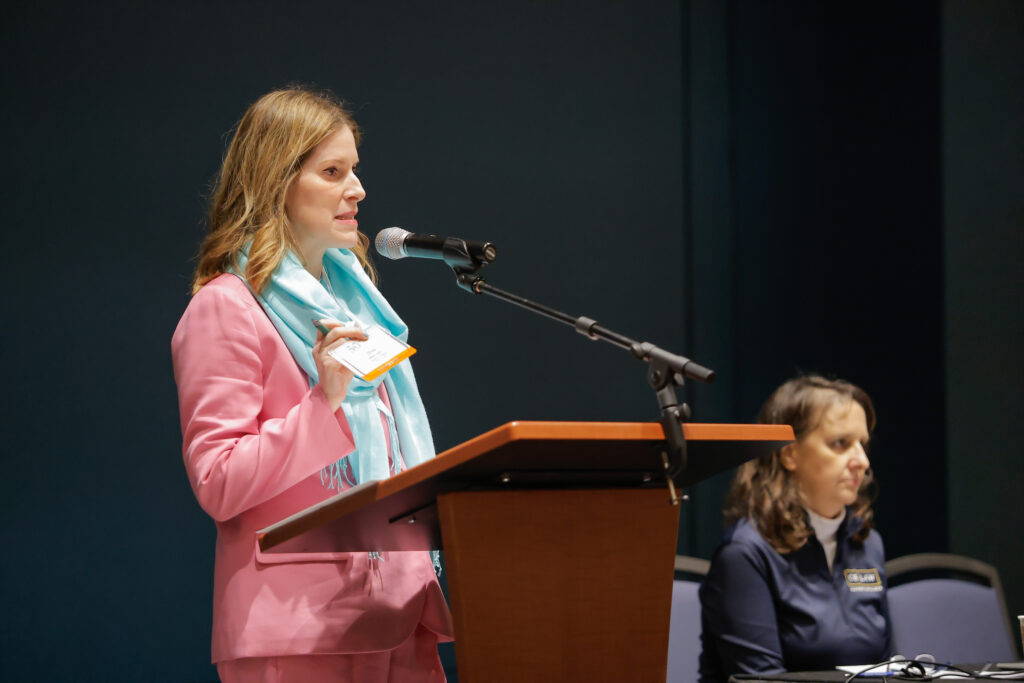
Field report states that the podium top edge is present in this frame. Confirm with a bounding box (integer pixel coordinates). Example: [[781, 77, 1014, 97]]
[[256, 421, 794, 552], [484, 421, 793, 443]]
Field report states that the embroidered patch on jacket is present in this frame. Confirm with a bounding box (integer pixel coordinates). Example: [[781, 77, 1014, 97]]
[[843, 568, 883, 591]]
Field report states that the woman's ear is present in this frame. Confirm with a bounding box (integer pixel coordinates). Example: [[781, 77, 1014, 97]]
[[779, 443, 798, 472]]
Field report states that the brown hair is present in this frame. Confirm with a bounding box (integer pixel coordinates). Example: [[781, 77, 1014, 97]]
[[724, 374, 878, 553], [192, 87, 375, 294]]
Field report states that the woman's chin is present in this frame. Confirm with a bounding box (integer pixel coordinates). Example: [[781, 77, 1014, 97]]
[[330, 233, 360, 250], [835, 492, 859, 509]]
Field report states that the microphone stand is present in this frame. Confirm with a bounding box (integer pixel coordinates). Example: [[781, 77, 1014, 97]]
[[442, 251, 715, 506]]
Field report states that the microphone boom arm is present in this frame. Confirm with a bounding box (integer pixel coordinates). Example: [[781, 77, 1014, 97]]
[[453, 268, 714, 501]]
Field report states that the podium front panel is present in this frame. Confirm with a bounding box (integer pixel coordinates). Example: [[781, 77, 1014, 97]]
[[439, 488, 680, 682]]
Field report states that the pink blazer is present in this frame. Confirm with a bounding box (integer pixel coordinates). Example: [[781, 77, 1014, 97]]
[[171, 273, 453, 663]]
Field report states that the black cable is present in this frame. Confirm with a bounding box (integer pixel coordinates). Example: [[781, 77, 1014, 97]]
[[844, 656, 1024, 681]]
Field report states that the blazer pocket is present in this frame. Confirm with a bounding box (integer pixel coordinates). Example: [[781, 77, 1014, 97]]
[[253, 538, 355, 565]]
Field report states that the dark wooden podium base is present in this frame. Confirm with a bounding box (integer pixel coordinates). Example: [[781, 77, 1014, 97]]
[[438, 488, 680, 682]]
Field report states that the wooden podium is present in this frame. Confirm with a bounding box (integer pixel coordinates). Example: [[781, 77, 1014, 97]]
[[258, 421, 792, 682]]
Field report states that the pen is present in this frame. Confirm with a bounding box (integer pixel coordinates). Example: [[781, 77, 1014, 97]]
[[313, 318, 369, 338], [312, 318, 332, 335]]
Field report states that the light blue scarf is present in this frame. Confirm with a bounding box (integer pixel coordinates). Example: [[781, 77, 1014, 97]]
[[232, 245, 436, 490]]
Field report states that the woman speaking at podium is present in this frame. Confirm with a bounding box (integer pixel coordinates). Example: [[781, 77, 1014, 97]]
[[172, 88, 452, 682], [698, 375, 892, 681]]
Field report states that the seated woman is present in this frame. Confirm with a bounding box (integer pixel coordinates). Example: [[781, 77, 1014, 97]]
[[698, 375, 892, 681]]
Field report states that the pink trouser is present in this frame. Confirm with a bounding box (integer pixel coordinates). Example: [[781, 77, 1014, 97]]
[[216, 625, 447, 683]]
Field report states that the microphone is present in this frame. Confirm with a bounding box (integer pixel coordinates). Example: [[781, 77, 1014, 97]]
[[375, 227, 497, 268]]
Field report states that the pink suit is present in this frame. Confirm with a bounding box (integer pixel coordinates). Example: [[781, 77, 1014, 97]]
[[171, 273, 453, 664]]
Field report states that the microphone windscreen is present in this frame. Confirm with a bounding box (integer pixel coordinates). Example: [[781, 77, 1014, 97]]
[[375, 227, 410, 260]]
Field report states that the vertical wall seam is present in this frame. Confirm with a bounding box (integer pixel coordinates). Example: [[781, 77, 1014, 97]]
[[726, 0, 740, 424]]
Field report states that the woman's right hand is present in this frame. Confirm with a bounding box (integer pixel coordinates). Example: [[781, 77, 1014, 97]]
[[313, 319, 370, 411]]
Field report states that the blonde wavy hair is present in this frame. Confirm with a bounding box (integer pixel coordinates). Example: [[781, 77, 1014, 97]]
[[724, 374, 878, 553], [192, 87, 376, 294]]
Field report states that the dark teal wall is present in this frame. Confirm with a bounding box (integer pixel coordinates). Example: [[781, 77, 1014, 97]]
[[1, 1, 1020, 680], [943, 0, 1024, 629], [1, 2, 685, 680], [677, 0, 1023, 637], [680, 0, 949, 562], [680, 0, 1024, 628]]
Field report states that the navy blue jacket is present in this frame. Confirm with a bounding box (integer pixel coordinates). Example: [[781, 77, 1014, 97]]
[[698, 513, 892, 682]]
